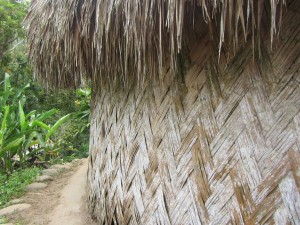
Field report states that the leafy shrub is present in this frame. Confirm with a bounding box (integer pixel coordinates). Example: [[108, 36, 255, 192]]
[[0, 74, 70, 174], [49, 88, 91, 159]]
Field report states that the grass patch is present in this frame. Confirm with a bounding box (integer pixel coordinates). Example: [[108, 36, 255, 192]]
[[0, 167, 41, 208], [0, 217, 9, 223]]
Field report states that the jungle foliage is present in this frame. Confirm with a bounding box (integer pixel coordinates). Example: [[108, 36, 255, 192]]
[[0, 74, 71, 174], [0, 0, 91, 175]]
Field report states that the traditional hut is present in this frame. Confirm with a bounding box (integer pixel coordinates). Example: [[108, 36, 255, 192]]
[[26, 0, 300, 224]]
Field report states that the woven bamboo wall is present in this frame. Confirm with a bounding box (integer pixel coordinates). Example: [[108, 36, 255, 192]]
[[88, 1, 300, 224]]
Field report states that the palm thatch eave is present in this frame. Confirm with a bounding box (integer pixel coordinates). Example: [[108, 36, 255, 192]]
[[25, 0, 287, 89]]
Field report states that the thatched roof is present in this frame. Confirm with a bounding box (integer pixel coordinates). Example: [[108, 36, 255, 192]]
[[26, 0, 287, 89]]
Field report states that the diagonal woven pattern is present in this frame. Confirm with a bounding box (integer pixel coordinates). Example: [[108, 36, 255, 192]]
[[88, 1, 300, 224]]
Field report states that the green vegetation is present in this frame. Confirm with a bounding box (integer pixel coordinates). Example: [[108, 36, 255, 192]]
[[0, 0, 27, 65], [0, 74, 71, 174], [0, 166, 41, 207], [0, 0, 91, 204]]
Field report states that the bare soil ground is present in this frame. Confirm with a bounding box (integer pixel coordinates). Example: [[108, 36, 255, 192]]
[[7, 159, 98, 225]]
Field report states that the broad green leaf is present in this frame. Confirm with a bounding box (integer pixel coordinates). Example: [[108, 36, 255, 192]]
[[4, 73, 11, 92], [46, 114, 70, 140], [36, 109, 58, 121], [32, 120, 51, 130], [35, 155, 44, 161], [0, 137, 23, 157], [36, 132, 45, 147], [19, 100, 26, 132], [4, 130, 33, 146], [0, 106, 9, 146]]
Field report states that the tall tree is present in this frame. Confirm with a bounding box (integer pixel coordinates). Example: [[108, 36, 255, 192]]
[[0, 0, 27, 64]]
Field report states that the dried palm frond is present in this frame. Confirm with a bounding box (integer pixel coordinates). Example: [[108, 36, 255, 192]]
[[25, 0, 286, 89]]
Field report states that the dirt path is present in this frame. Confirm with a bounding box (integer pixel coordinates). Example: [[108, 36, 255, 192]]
[[7, 159, 97, 225]]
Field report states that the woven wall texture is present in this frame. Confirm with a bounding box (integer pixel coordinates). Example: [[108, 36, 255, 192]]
[[88, 1, 300, 224]]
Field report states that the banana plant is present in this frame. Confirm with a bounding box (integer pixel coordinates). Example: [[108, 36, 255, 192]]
[[28, 113, 71, 161], [0, 74, 70, 174], [0, 74, 25, 173], [17, 101, 71, 164]]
